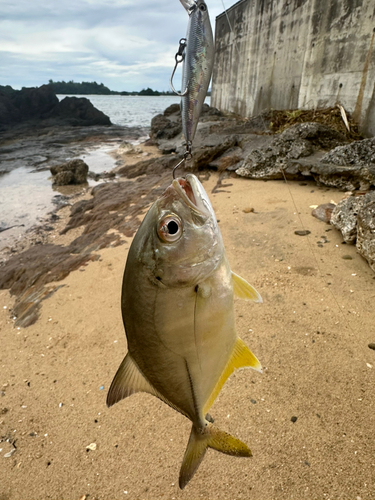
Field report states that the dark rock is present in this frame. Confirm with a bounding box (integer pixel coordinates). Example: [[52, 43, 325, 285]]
[[192, 136, 239, 170], [150, 113, 182, 140], [0, 85, 111, 129], [55, 97, 111, 126], [163, 103, 180, 116], [368, 343, 375, 350], [312, 203, 336, 223], [9, 85, 59, 121], [50, 159, 89, 185], [0, 91, 22, 125], [291, 416, 298, 423], [117, 154, 180, 179], [294, 230, 311, 236], [356, 199, 375, 272], [331, 192, 375, 244]]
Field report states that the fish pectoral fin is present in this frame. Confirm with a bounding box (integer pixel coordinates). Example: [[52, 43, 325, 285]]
[[232, 272, 263, 303], [106, 353, 159, 407], [203, 337, 262, 415], [179, 423, 251, 489]]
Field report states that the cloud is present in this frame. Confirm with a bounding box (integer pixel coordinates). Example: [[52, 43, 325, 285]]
[[0, 0, 235, 91]]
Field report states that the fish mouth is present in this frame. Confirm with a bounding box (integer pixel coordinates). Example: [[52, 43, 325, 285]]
[[172, 174, 212, 216]]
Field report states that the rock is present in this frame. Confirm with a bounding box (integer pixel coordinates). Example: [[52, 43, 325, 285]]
[[331, 192, 375, 243], [9, 85, 59, 121], [321, 138, 375, 167], [50, 159, 89, 185], [56, 97, 111, 126], [192, 136, 238, 170], [236, 122, 346, 181], [294, 230, 311, 236], [150, 113, 182, 141], [118, 142, 142, 155], [356, 199, 375, 272], [310, 162, 375, 191], [368, 343, 375, 350], [0, 91, 22, 125], [0, 85, 111, 129], [163, 103, 180, 116], [312, 203, 336, 223]]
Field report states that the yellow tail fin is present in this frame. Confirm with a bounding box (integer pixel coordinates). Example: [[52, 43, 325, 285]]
[[179, 423, 251, 489]]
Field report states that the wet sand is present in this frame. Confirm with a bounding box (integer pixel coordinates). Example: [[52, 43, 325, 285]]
[[1, 171, 375, 499]]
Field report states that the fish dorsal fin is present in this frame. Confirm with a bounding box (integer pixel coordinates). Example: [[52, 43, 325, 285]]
[[203, 338, 262, 414], [232, 272, 262, 303], [107, 353, 189, 418], [106, 353, 161, 407]]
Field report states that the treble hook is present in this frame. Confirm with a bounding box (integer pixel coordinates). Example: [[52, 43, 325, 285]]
[[172, 142, 192, 179], [170, 38, 189, 96]]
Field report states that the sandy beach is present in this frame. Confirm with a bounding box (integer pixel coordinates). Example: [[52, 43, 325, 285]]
[[1, 159, 374, 499]]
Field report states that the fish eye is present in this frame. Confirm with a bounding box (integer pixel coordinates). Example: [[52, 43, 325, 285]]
[[199, 2, 207, 11], [157, 215, 182, 243]]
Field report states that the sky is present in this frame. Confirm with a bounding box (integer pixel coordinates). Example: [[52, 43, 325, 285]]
[[1, 0, 236, 92]]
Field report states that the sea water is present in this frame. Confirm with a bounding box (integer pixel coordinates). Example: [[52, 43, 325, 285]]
[[57, 94, 182, 128], [0, 95, 189, 249]]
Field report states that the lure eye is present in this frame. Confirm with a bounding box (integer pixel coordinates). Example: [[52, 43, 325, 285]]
[[199, 2, 207, 11], [157, 215, 182, 243]]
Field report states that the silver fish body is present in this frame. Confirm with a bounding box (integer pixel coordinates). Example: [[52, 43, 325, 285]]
[[107, 174, 262, 488], [180, 0, 215, 144]]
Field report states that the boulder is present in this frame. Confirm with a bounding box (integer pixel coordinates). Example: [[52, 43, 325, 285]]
[[312, 203, 336, 224], [56, 97, 111, 126], [236, 122, 346, 180], [330, 192, 375, 244], [321, 138, 375, 167], [150, 113, 182, 140], [0, 85, 111, 128], [357, 200, 375, 272], [10, 85, 59, 120], [50, 159, 89, 185]]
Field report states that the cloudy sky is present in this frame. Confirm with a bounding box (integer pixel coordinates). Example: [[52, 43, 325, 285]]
[[1, 0, 235, 92]]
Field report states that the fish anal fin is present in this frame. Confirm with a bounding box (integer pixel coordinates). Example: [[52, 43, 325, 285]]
[[107, 353, 189, 419], [179, 423, 251, 489], [203, 337, 262, 415], [106, 353, 159, 408], [232, 272, 262, 303]]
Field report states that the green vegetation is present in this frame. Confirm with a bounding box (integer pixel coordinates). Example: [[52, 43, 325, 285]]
[[47, 80, 174, 96], [0, 85, 16, 95], [48, 80, 112, 95]]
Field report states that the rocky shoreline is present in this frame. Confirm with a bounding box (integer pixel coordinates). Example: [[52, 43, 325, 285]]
[[1, 103, 374, 328]]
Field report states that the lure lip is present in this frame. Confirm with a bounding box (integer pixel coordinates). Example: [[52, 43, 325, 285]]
[[179, 0, 196, 13]]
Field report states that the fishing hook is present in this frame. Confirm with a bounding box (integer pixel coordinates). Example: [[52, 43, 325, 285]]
[[170, 38, 189, 96], [172, 142, 192, 179]]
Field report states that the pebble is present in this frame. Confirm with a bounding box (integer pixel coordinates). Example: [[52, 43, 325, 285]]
[[86, 443, 97, 451], [243, 207, 254, 213], [291, 416, 298, 423], [342, 255, 353, 260], [4, 448, 16, 458], [368, 343, 375, 351], [294, 230, 311, 236]]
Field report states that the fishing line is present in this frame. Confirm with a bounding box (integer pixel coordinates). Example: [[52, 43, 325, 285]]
[[217, 8, 354, 320], [280, 168, 350, 322]]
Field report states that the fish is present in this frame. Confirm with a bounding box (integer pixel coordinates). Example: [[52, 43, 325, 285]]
[[107, 174, 262, 488], [179, 0, 215, 145]]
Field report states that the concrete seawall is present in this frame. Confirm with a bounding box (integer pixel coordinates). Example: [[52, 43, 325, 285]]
[[211, 0, 375, 136]]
